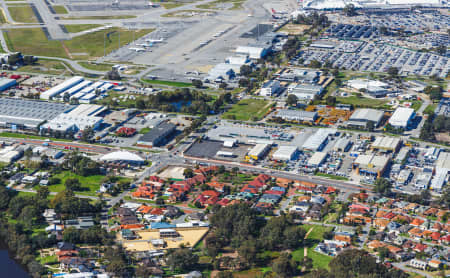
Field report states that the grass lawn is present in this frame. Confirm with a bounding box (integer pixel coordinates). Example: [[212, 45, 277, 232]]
[[139, 127, 151, 134], [0, 131, 72, 142], [38, 255, 58, 265], [8, 5, 38, 23], [52, 5, 68, 14], [302, 224, 333, 241], [308, 246, 332, 269], [4, 27, 154, 59], [64, 24, 102, 33], [423, 104, 437, 115], [18, 59, 69, 75], [410, 100, 422, 112], [60, 15, 136, 20], [16, 191, 54, 200], [336, 95, 388, 108], [223, 98, 273, 121], [0, 8, 7, 23], [40, 171, 129, 195], [78, 61, 114, 71], [315, 172, 349, 181], [142, 78, 193, 88], [4, 28, 68, 58]]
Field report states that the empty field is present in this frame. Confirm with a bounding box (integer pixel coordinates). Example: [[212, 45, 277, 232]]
[[8, 5, 38, 23], [52, 5, 68, 14], [4, 27, 154, 59], [223, 99, 273, 121], [64, 24, 102, 33]]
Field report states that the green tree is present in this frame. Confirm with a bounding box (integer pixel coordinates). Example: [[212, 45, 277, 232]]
[[272, 253, 298, 278], [343, 4, 357, 16], [192, 79, 203, 88], [374, 178, 392, 196], [326, 96, 336, 106], [65, 178, 81, 191], [286, 94, 298, 106], [166, 248, 199, 271], [183, 168, 194, 178]]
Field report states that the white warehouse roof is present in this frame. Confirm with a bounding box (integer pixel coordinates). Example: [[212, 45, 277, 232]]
[[389, 107, 415, 128], [100, 151, 144, 162], [40, 76, 84, 100], [272, 146, 298, 161]]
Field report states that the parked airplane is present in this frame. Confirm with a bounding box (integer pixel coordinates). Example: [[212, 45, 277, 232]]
[[146, 38, 164, 43], [128, 47, 146, 52]]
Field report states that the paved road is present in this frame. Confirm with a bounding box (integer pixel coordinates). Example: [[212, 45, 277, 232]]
[[392, 262, 433, 278]]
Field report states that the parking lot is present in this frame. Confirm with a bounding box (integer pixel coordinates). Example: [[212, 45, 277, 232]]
[[295, 41, 449, 78]]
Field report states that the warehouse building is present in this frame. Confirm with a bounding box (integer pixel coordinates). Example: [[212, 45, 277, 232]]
[[287, 84, 323, 102], [259, 80, 280, 97], [0, 78, 17, 91], [275, 109, 318, 123], [333, 138, 351, 152], [389, 107, 415, 129], [235, 46, 269, 59], [40, 76, 84, 100], [346, 108, 384, 128], [0, 98, 72, 130], [395, 147, 410, 163], [302, 128, 336, 151], [307, 151, 327, 167], [137, 122, 176, 147], [347, 79, 390, 98], [100, 151, 145, 165], [41, 104, 105, 133], [272, 146, 298, 161], [0, 146, 23, 164], [371, 136, 401, 153], [247, 143, 271, 161], [353, 154, 390, 177]]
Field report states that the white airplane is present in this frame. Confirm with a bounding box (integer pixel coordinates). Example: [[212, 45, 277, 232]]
[[136, 43, 152, 48], [146, 38, 164, 43], [147, 1, 160, 7], [128, 47, 146, 52]]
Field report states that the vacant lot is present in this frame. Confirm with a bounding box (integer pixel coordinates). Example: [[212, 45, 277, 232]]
[[223, 99, 273, 121], [8, 5, 38, 23], [4, 27, 154, 59], [64, 24, 102, 33], [52, 5, 68, 14], [336, 95, 388, 108]]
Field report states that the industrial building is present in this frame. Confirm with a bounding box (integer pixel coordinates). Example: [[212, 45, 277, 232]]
[[100, 151, 145, 165], [0, 78, 17, 91], [371, 136, 401, 152], [235, 46, 269, 59], [247, 143, 271, 161], [0, 98, 72, 130], [307, 151, 327, 167], [272, 146, 298, 161], [302, 128, 336, 151], [259, 80, 280, 96], [333, 138, 351, 152], [353, 154, 390, 177], [40, 76, 84, 100], [137, 121, 176, 147], [41, 104, 105, 133], [395, 147, 410, 163], [389, 107, 415, 129], [277, 68, 321, 83], [275, 109, 318, 123], [0, 146, 23, 164], [347, 108, 384, 128], [207, 63, 240, 82], [287, 84, 323, 102], [347, 79, 390, 98]]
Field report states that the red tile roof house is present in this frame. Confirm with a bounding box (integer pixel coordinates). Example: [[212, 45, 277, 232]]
[[410, 218, 425, 227], [440, 234, 450, 244], [249, 174, 271, 188], [207, 181, 227, 192], [194, 190, 221, 207], [413, 243, 427, 253], [194, 166, 219, 176]]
